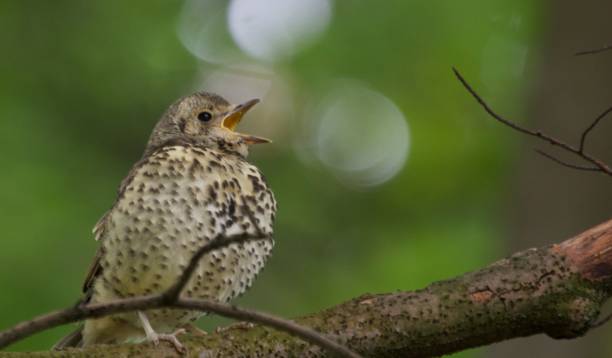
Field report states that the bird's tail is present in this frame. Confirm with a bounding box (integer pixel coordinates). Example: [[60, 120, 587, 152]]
[[52, 326, 83, 350]]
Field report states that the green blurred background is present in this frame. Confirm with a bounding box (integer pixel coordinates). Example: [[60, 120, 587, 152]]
[[1, 1, 611, 356]]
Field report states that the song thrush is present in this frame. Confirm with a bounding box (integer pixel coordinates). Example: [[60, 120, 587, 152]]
[[54, 92, 276, 351]]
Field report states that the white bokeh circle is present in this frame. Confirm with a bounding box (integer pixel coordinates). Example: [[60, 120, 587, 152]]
[[300, 80, 410, 187], [177, 0, 240, 64], [227, 0, 332, 62]]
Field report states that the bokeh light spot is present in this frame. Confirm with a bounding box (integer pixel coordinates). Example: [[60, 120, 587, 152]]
[[227, 0, 332, 62], [300, 80, 410, 188], [177, 0, 241, 65]]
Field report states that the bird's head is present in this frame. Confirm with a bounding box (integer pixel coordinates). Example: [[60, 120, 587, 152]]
[[145, 92, 270, 158]]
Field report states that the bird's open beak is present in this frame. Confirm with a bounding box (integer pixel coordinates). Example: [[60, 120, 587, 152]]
[[222, 99, 271, 145]]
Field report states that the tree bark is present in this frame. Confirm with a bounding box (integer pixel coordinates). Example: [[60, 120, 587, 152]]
[[2, 218, 611, 357], [496, 1, 612, 357]]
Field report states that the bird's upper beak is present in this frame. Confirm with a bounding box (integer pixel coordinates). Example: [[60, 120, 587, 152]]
[[222, 99, 271, 145]]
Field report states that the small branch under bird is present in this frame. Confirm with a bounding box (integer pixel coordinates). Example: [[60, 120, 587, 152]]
[[53, 92, 277, 352]]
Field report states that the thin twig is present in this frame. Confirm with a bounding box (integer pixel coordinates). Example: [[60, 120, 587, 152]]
[[163, 233, 257, 301], [452, 67, 612, 177], [579, 105, 612, 152], [176, 299, 358, 357], [0, 294, 359, 357], [0, 228, 360, 358], [166, 203, 270, 301], [535, 150, 601, 172], [164, 204, 270, 302], [575, 44, 612, 56]]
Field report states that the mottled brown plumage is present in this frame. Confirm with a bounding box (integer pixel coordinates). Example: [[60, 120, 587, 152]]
[[54, 92, 276, 351]]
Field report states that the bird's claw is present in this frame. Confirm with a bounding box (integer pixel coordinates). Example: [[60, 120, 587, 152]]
[[139, 312, 187, 353], [149, 328, 187, 354]]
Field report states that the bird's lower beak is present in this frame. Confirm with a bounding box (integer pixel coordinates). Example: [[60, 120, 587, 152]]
[[222, 98, 271, 145]]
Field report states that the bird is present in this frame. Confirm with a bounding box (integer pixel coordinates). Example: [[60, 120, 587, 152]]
[[53, 92, 277, 352]]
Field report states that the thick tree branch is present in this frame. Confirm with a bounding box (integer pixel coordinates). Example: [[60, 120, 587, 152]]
[[2, 218, 611, 357]]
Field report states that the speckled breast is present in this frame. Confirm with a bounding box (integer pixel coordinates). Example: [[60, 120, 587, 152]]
[[93, 145, 276, 329]]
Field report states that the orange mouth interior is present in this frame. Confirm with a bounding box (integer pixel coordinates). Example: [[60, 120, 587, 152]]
[[222, 112, 242, 131]]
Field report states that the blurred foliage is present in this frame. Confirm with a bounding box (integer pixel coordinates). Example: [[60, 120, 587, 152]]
[[0, 0, 543, 354]]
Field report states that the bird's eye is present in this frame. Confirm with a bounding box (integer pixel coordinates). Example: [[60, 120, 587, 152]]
[[197, 111, 213, 122]]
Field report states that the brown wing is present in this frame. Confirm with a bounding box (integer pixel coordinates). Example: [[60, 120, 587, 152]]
[[79, 143, 217, 300], [80, 156, 146, 299], [81, 212, 109, 299], [82, 248, 103, 297]]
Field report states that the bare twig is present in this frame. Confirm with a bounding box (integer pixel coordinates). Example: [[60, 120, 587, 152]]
[[163, 233, 259, 302], [452, 67, 612, 176], [575, 44, 612, 56], [0, 230, 360, 358], [579, 105, 612, 152], [0, 293, 359, 357], [535, 150, 601, 172], [165, 202, 270, 301]]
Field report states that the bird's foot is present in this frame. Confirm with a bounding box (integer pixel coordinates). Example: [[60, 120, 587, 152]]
[[138, 311, 187, 354], [148, 328, 187, 354]]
